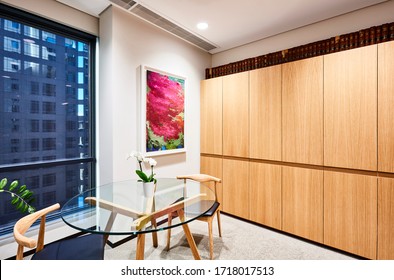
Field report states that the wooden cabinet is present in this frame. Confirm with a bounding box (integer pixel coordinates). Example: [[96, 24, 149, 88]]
[[200, 41, 394, 259], [324, 171, 377, 259], [223, 158, 249, 219], [249, 66, 282, 161], [200, 155, 223, 210], [200, 77, 222, 155], [282, 166, 323, 243], [378, 177, 394, 259], [223, 72, 249, 157], [249, 162, 281, 230], [378, 41, 394, 173], [324, 45, 377, 171], [282, 56, 323, 165]]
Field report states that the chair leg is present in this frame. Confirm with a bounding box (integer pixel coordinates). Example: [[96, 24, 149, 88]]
[[208, 219, 214, 260], [151, 218, 158, 248], [216, 210, 222, 237], [166, 213, 173, 251]]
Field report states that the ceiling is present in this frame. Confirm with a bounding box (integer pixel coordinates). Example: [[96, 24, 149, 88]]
[[57, 0, 389, 54]]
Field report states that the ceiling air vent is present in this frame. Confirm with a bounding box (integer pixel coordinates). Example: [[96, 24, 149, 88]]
[[110, 2, 217, 52], [109, 0, 137, 10]]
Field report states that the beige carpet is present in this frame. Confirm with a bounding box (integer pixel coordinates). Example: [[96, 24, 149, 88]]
[[104, 214, 358, 260]]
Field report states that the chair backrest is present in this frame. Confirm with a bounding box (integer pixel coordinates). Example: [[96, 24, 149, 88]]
[[13, 203, 60, 260], [177, 174, 221, 201]]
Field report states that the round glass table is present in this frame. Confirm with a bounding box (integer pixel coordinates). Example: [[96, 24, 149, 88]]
[[60, 178, 216, 260]]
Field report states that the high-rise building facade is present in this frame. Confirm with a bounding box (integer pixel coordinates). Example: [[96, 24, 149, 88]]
[[0, 5, 96, 234]]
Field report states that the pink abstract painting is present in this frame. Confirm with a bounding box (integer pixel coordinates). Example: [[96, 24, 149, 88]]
[[145, 69, 185, 153]]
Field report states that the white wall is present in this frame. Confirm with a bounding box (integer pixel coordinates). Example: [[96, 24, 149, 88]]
[[1, 0, 98, 36], [212, 0, 394, 67], [98, 6, 211, 185]]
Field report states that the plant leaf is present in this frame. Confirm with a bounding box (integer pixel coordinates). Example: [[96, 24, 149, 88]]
[[9, 180, 19, 191], [0, 178, 7, 189], [18, 185, 27, 194], [11, 196, 19, 205], [136, 170, 149, 182]]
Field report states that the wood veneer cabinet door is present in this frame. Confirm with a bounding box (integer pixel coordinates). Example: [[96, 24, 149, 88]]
[[223, 72, 249, 157], [249, 162, 281, 230], [378, 41, 394, 173], [200, 77, 223, 155], [324, 171, 377, 259], [378, 177, 394, 260], [223, 158, 249, 219], [324, 45, 377, 171], [200, 155, 223, 210], [250, 66, 282, 161], [282, 56, 323, 165], [282, 166, 323, 243]]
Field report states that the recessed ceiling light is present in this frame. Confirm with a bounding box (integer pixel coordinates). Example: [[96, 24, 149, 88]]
[[197, 22, 208, 30]]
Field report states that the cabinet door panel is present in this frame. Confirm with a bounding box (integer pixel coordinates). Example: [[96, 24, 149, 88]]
[[250, 66, 282, 160], [200, 155, 223, 210], [200, 77, 222, 155], [324, 171, 377, 259], [324, 45, 377, 171], [223, 72, 249, 157], [249, 162, 281, 229], [223, 158, 249, 219], [378, 41, 394, 172], [282, 166, 323, 243], [282, 56, 323, 165], [378, 177, 394, 260]]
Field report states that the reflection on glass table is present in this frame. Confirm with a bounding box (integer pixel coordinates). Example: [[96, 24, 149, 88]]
[[61, 178, 216, 260]]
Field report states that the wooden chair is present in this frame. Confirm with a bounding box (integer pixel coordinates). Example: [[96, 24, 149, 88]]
[[166, 174, 222, 259], [13, 203, 105, 260]]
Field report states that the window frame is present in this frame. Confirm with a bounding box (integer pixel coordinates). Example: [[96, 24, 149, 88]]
[[0, 3, 97, 234]]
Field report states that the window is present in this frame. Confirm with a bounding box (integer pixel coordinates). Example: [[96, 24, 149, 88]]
[[4, 57, 20, 72], [42, 120, 56, 132], [0, 3, 96, 235], [27, 138, 40, 152], [24, 61, 40, 76], [4, 19, 20, 33], [42, 46, 56, 61], [10, 139, 20, 153], [30, 81, 39, 95], [42, 173, 56, 187], [42, 31, 56, 44], [30, 100, 39, 114], [4, 36, 20, 53], [42, 101, 56, 114], [42, 65, 56, 79], [24, 25, 39, 39], [24, 40, 40, 58], [42, 83, 56, 96], [30, 119, 39, 132], [42, 138, 56, 151]]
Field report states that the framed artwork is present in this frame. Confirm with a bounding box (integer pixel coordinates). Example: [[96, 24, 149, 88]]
[[138, 65, 186, 156]]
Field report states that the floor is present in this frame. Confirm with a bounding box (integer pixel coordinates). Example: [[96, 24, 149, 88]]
[[104, 213, 359, 260]]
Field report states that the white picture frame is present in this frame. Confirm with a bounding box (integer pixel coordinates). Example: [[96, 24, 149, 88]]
[[138, 65, 186, 156]]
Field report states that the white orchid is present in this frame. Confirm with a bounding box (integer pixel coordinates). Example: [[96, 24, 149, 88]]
[[144, 157, 157, 167], [127, 151, 144, 162], [128, 151, 157, 183]]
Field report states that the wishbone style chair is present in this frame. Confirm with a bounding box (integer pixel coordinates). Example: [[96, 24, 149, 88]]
[[13, 203, 105, 260], [166, 174, 222, 260]]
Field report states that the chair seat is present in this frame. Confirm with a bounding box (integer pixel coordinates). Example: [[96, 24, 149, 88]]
[[31, 233, 105, 260], [185, 200, 220, 217]]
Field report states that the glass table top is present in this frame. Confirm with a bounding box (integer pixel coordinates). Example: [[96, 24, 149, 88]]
[[60, 178, 216, 235]]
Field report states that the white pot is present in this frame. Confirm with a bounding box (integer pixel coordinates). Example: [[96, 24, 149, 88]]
[[143, 182, 156, 197]]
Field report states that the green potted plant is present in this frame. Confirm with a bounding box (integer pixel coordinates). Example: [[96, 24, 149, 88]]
[[127, 151, 157, 197], [0, 178, 35, 214]]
